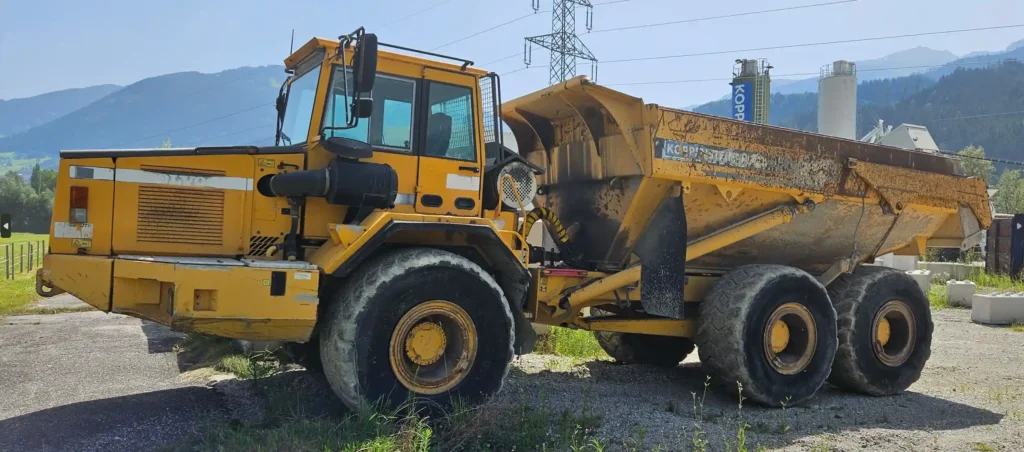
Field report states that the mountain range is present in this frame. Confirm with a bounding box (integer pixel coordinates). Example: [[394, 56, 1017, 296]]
[[0, 85, 121, 138], [0, 38, 1022, 177], [0, 66, 284, 167]]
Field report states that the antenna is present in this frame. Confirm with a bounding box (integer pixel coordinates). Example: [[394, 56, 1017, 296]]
[[289, 29, 295, 54]]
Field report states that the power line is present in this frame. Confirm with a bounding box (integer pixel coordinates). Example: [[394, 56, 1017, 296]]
[[605, 59, 1019, 86], [432, 11, 544, 51], [930, 109, 1024, 122], [600, 24, 1024, 65], [526, 0, 599, 84], [113, 101, 274, 148], [430, 0, 630, 52], [483, 51, 529, 66], [939, 150, 1024, 167], [485, 1, 846, 70], [588, 0, 855, 34], [377, 0, 459, 31]]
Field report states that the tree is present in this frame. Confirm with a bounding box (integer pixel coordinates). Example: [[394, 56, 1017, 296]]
[[27, 163, 57, 194], [957, 145, 994, 183], [30, 163, 41, 192], [161, 138, 172, 148], [992, 170, 1024, 215], [0, 170, 53, 233]]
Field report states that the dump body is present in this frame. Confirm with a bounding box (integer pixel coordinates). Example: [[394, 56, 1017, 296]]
[[503, 76, 990, 277]]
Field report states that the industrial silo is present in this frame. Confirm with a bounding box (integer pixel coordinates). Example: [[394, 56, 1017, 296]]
[[817, 60, 857, 139], [731, 59, 771, 124]]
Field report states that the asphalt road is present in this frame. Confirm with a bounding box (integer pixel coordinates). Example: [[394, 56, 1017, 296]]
[[0, 311, 223, 452]]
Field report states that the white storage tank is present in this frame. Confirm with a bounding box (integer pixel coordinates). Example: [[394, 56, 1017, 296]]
[[817, 60, 857, 139]]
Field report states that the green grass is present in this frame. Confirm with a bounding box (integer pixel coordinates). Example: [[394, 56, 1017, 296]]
[[215, 354, 279, 380], [0, 272, 42, 317], [172, 388, 604, 452], [928, 284, 949, 309], [0, 233, 51, 317], [171, 331, 607, 451], [1010, 322, 1024, 333], [0, 232, 47, 246], [535, 326, 609, 359], [965, 271, 1024, 292]]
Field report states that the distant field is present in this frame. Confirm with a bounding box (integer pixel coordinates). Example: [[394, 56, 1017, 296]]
[[0, 151, 50, 174], [0, 232, 48, 246]]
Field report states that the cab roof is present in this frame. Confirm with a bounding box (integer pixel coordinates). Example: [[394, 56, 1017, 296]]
[[284, 37, 489, 77]]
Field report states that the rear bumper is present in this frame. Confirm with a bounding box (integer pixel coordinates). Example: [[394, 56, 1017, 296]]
[[39, 254, 321, 342]]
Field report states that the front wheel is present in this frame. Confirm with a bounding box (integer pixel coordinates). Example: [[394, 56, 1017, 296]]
[[319, 248, 515, 411]]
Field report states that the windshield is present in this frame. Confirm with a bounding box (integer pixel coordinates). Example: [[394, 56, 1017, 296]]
[[278, 64, 322, 145], [323, 67, 415, 152]]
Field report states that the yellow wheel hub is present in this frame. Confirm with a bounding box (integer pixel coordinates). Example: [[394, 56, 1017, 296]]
[[876, 317, 891, 347], [872, 300, 916, 367], [763, 302, 817, 375], [389, 300, 478, 395], [405, 322, 447, 366], [769, 320, 791, 353]]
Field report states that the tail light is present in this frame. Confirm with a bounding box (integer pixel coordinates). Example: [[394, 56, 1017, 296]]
[[70, 186, 88, 223]]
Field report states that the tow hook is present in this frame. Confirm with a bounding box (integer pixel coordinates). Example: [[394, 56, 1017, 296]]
[[35, 269, 64, 298]]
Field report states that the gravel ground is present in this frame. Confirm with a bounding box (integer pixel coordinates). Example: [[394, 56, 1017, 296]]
[[2, 307, 1021, 451], [499, 308, 1024, 451]]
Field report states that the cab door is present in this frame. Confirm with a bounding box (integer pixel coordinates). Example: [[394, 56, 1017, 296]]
[[414, 75, 483, 216]]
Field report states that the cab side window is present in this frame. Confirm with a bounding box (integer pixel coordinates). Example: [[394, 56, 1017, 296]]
[[323, 69, 415, 152], [424, 82, 475, 162]]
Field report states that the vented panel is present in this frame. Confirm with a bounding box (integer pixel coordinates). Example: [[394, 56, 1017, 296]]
[[137, 185, 224, 245], [248, 236, 279, 256]]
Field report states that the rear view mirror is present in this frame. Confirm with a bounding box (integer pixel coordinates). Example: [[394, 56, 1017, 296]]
[[352, 98, 373, 119], [353, 33, 378, 93]]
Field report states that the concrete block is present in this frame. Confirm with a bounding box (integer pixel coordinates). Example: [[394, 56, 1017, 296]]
[[878, 253, 918, 272], [952, 262, 984, 280], [972, 292, 1024, 325], [919, 262, 955, 281], [946, 280, 977, 307], [905, 270, 931, 294]]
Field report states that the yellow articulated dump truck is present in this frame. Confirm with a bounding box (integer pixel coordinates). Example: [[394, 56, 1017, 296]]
[[37, 28, 990, 410]]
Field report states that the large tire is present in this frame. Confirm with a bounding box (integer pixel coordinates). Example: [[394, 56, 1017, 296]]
[[595, 332, 695, 367], [319, 248, 515, 411], [696, 265, 837, 407], [827, 266, 932, 396]]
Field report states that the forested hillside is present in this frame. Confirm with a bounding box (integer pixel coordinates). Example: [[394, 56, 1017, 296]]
[[692, 62, 1024, 169]]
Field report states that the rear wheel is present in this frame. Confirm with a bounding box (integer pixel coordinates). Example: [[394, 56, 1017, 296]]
[[827, 266, 932, 395], [696, 265, 837, 407], [319, 248, 515, 410]]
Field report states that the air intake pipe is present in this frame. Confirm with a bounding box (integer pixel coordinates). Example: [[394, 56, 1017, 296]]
[[258, 157, 398, 208]]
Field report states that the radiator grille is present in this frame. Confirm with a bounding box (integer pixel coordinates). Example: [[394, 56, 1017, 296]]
[[137, 185, 224, 245], [248, 236, 280, 256]]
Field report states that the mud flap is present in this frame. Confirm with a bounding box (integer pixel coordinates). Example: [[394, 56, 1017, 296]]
[[633, 194, 688, 319]]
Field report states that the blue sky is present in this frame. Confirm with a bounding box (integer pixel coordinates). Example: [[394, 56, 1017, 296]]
[[0, 0, 1021, 107]]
